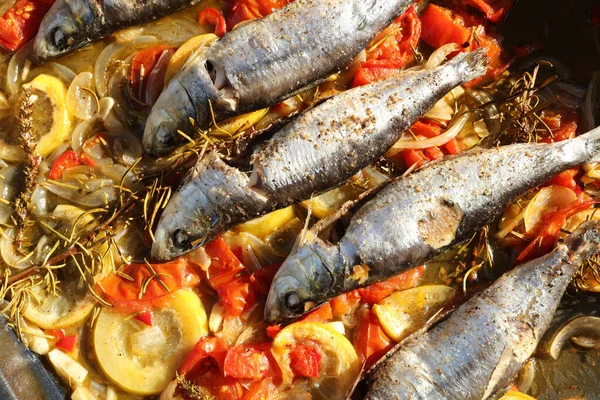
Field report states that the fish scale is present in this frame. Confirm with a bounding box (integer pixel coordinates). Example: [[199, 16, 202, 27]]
[[151, 50, 488, 261], [264, 126, 600, 323]]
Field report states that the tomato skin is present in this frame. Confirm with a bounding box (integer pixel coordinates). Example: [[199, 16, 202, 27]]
[[0, 0, 54, 51], [300, 303, 332, 323], [547, 168, 579, 191], [129, 45, 174, 104], [48, 151, 82, 180], [357, 266, 424, 305], [216, 277, 255, 317], [466, 0, 516, 24], [331, 290, 362, 318], [223, 343, 280, 380], [98, 258, 200, 311], [180, 337, 229, 376], [266, 325, 282, 338], [227, 0, 292, 29], [399, 148, 428, 169], [198, 8, 227, 37], [410, 121, 442, 138], [353, 308, 394, 369], [420, 5, 471, 49], [241, 378, 278, 400], [133, 310, 153, 326], [288, 343, 321, 378], [55, 335, 77, 352]]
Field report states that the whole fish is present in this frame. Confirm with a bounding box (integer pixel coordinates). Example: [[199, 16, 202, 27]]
[[143, 0, 418, 156], [365, 220, 600, 400], [0, 316, 64, 399], [32, 0, 202, 62], [151, 50, 488, 261], [264, 126, 600, 323]]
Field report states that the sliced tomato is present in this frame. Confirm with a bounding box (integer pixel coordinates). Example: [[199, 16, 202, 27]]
[[546, 168, 580, 191], [216, 276, 256, 317], [466, 0, 516, 24], [248, 263, 281, 295], [399, 148, 429, 169], [0, 0, 54, 51], [288, 343, 321, 378], [353, 308, 394, 369], [352, 6, 421, 87], [198, 7, 227, 37], [180, 337, 229, 376], [203, 237, 246, 286], [300, 303, 333, 323], [266, 324, 282, 338], [55, 335, 77, 352], [357, 266, 424, 305], [442, 138, 464, 155], [48, 150, 81, 180], [227, 0, 292, 30], [129, 45, 174, 105], [410, 121, 442, 138], [420, 4, 472, 49], [224, 343, 281, 380], [98, 258, 200, 311], [330, 290, 362, 318], [516, 200, 597, 263]]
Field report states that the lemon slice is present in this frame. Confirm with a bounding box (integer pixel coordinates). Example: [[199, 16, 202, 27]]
[[272, 322, 359, 399], [93, 289, 208, 395], [24, 280, 96, 329], [234, 206, 296, 239], [523, 185, 577, 232], [372, 285, 456, 342], [22, 74, 73, 158], [164, 33, 218, 85], [499, 392, 536, 400]]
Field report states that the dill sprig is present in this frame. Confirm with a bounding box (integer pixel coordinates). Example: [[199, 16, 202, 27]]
[[176, 373, 215, 400], [13, 88, 41, 250]]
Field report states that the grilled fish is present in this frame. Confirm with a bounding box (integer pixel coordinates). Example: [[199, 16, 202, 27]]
[[32, 0, 202, 62], [143, 0, 418, 156], [365, 221, 600, 400], [0, 316, 64, 399], [264, 126, 600, 323], [151, 50, 488, 261]]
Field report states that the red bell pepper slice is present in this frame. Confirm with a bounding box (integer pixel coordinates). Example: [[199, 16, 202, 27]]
[[134, 310, 153, 326], [357, 266, 424, 305], [353, 308, 394, 369], [227, 0, 292, 30], [55, 335, 77, 352], [288, 343, 321, 378], [0, 0, 54, 51], [300, 303, 333, 323], [198, 8, 227, 37], [48, 151, 82, 180], [466, 0, 516, 24], [223, 343, 281, 380], [420, 4, 472, 49]]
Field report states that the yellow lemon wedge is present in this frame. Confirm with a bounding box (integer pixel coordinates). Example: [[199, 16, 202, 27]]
[[271, 322, 359, 400], [499, 391, 536, 400], [164, 33, 218, 85], [234, 206, 296, 239], [523, 185, 577, 232], [22, 74, 73, 158], [93, 289, 208, 395], [372, 285, 456, 342]]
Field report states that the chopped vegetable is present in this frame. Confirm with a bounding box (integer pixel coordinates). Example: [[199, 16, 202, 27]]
[[48, 349, 88, 386], [129, 45, 175, 105], [420, 5, 471, 49], [288, 343, 321, 378], [353, 308, 393, 369], [55, 334, 78, 352], [134, 310, 153, 326], [227, 0, 292, 29], [523, 185, 578, 232], [357, 266, 424, 304], [234, 206, 296, 239], [198, 8, 227, 37], [466, 0, 517, 24], [164, 33, 218, 85], [0, 0, 54, 51], [223, 343, 281, 380], [48, 150, 81, 179]]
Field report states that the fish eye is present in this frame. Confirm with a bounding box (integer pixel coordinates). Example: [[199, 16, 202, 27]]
[[51, 27, 69, 51], [172, 228, 190, 248], [284, 292, 304, 315], [156, 128, 175, 146]]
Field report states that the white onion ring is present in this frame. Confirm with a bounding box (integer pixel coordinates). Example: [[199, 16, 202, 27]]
[[390, 112, 469, 151], [7, 41, 32, 96], [546, 315, 600, 360], [426, 43, 460, 70]]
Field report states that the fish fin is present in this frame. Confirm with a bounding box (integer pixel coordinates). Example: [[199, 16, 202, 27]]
[[578, 126, 600, 163], [448, 47, 489, 83], [565, 220, 600, 263]]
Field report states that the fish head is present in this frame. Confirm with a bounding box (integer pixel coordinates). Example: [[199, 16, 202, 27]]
[[151, 181, 218, 261], [265, 243, 336, 323], [32, 0, 97, 62]]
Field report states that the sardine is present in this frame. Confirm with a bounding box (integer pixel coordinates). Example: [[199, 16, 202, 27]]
[[143, 0, 418, 156], [32, 0, 202, 62], [0, 316, 64, 399], [151, 50, 488, 261], [364, 220, 600, 400], [264, 126, 600, 323]]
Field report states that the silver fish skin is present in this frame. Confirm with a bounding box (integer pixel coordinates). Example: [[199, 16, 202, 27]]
[[0, 316, 64, 399], [32, 0, 201, 62], [264, 126, 600, 323], [150, 50, 488, 261], [365, 220, 600, 400], [143, 0, 417, 156]]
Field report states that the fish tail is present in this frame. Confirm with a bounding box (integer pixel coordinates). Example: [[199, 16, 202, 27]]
[[448, 47, 489, 82], [565, 220, 600, 264], [576, 126, 600, 163]]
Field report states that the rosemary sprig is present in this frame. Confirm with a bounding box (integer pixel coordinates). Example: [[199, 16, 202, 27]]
[[13, 88, 41, 250]]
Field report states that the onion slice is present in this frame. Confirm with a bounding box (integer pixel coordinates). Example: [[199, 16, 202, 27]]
[[546, 315, 600, 360], [389, 112, 469, 151], [426, 43, 459, 70]]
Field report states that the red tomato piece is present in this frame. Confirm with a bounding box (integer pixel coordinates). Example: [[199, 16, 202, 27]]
[[227, 0, 292, 30], [55, 335, 77, 352], [353, 308, 394, 369], [134, 310, 153, 326], [223, 343, 280, 380], [241, 378, 278, 400], [420, 5, 472, 49], [357, 266, 424, 305], [288, 343, 321, 378], [424, 146, 445, 160], [410, 121, 442, 138], [399, 148, 428, 169], [216, 276, 256, 317], [0, 0, 54, 51], [198, 8, 227, 37], [46, 328, 65, 340], [248, 263, 281, 295], [466, 0, 516, 24], [442, 138, 463, 155], [203, 237, 246, 286], [98, 258, 200, 311], [48, 151, 82, 180], [129, 45, 174, 101], [330, 290, 362, 318], [546, 168, 579, 191], [266, 324, 282, 338], [300, 303, 333, 323], [179, 337, 229, 376]]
